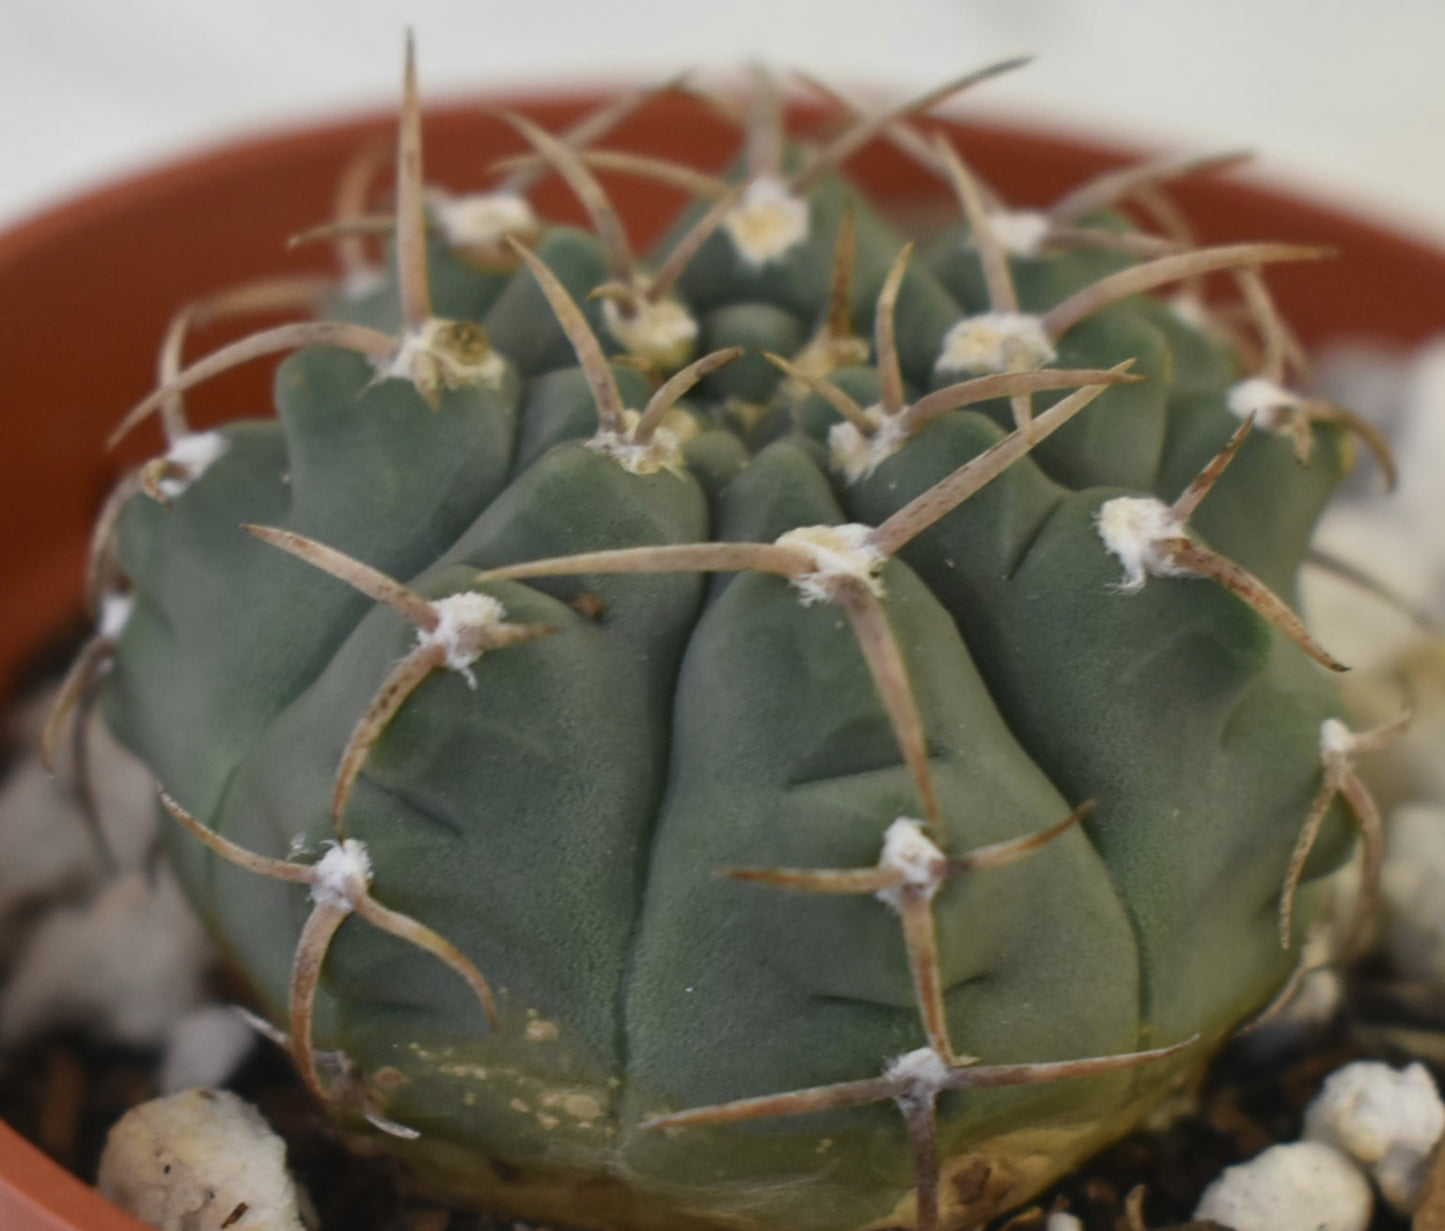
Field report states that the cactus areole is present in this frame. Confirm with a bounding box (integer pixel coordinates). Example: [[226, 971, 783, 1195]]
[[62, 43, 1406, 1231]]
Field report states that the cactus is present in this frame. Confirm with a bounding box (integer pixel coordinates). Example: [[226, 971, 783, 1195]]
[[53, 41, 1408, 1231]]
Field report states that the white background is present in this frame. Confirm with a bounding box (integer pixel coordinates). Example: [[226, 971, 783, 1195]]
[[3, 1, 1445, 246]]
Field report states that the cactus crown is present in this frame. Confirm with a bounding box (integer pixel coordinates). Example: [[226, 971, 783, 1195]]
[[55, 40, 1408, 1231]]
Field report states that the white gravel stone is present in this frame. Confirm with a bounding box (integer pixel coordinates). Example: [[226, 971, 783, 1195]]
[[1193, 1140, 1373, 1231], [0, 870, 211, 1048], [1304, 340, 1445, 684], [0, 757, 101, 922], [1381, 803, 1445, 987], [1303, 1059, 1445, 1214], [0, 695, 155, 928], [1044, 1214, 1084, 1231], [98, 1088, 307, 1231], [1305, 505, 1437, 675], [1393, 342, 1445, 562], [159, 1006, 258, 1095], [1236, 933, 1345, 1062]]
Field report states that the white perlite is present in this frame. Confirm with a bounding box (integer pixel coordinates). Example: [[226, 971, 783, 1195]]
[[1240, 955, 1344, 1057], [1381, 803, 1445, 987], [98, 1088, 308, 1231], [587, 407, 686, 477], [721, 176, 810, 267], [416, 591, 507, 682], [158, 1006, 259, 1095], [1304, 340, 1445, 676], [1227, 375, 1305, 431], [0, 753, 104, 932], [1303, 1060, 1445, 1214], [0, 689, 157, 931], [308, 839, 373, 911], [429, 189, 538, 250], [875, 818, 947, 910], [0, 871, 210, 1049], [1095, 496, 1189, 592], [1390, 342, 1445, 566], [935, 311, 1055, 376], [601, 294, 698, 372], [978, 210, 1051, 257], [1193, 1140, 1373, 1231], [774, 523, 886, 603], [156, 431, 229, 501]]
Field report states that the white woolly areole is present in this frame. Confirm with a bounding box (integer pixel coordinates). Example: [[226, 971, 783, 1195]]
[[875, 818, 947, 911], [601, 294, 698, 371], [587, 407, 686, 476], [884, 1046, 954, 1097], [309, 840, 373, 911], [99, 592, 135, 641], [339, 267, 387, 302], [1320, 717, 1356, 759], [1228, 376, 1305, 431], [1095, 496, 1189, 592], [430, 191, 538, 250], [790, 330, 871, 385], [1166, 291, 1215, 333], [416, 591, 507, 682], [935, 311, 1055, 376], [1194, 1141, 1373, 1231], [828, 408, 909, 484], [774, 523, 886, 604], [722, 176, 811, 268], [1303, 1060, 1445, 1214], [157, 431, 230, 500], [979, 210, 1051, 257], [383, 318, 507, 394]]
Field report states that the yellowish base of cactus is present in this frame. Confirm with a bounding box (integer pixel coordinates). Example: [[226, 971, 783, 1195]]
[[371, 1078, 1195, 1231]]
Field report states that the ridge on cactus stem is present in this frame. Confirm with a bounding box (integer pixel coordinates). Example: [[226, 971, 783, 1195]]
[[56, 34, 1413, 1231]]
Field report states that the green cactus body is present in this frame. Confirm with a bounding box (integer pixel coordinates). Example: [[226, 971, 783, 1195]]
[[80, 53, 1388, 1231]]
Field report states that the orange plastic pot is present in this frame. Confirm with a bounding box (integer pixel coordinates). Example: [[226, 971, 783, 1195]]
[[3, 91, 1445, 1231]]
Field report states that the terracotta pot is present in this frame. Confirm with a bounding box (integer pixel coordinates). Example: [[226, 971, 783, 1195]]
[[3, 90, 1445, 1231]]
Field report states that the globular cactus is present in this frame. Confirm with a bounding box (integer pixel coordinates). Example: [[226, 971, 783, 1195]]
[[55, 41, 1409, 1231]]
